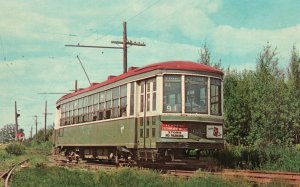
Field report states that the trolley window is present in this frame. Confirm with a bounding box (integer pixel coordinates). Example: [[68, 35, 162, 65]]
[[140, 82, 145, 112], [120, 84, 127, 117], [163, 75, 182, 113], [99, 92, 105, 120], [130, 82, 134, 115], [210, 78, 222, 116], [152, 80, 156, 111], [93, 93, 99, 121], [112, 87, 119, 118], [185, 76, 208, 113], [105, 90, 112, 119]]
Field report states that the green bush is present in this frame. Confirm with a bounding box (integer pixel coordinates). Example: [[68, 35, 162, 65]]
[[215, 143, 300, 172], [0, 149, 13, 160], [24, 140, 53, 155], [5, 142, 26, 156], [260, 145, 300, 172]]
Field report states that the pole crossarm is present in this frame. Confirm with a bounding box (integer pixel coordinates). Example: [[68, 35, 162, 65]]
[[111, 40, 146, 46], [38, 93, 70, 94], [65, 44, 123, 49], [65, 22, 146, 74]]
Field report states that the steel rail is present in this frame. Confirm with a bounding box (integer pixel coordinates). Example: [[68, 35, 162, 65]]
[[52, 155, 300, 185], [3, 159, 28, 187]]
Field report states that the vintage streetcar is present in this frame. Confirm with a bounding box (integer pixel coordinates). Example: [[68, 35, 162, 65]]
[[53, 60, 224, 165]]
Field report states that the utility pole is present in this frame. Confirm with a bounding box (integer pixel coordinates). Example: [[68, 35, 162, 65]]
[[44, 101, 47, 141], [65, 21, 145, 74], [123, 22, 127, 74], [30, 126, 32, 139], [14, 101, 20, 141], [1, 129, 3, 144], [34, 115, 37, 140], [111, 21, 146, 73], [44, 100, 52, 141]]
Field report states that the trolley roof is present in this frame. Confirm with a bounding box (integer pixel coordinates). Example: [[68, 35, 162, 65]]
[[57, 60, 223, 103]]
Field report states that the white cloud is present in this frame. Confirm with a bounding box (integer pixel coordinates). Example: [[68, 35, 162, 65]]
[[213, 25, 300, 55], [119, 0, 220, 41], [0, 1, 69, 40], [205, 0, 222, 13], [212, 25, 300, 67]]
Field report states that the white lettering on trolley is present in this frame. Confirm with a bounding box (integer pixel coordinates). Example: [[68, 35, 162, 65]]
[[161, 123, 188, 139]]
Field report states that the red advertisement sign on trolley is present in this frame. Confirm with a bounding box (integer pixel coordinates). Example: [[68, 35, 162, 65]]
[[161, 123, 188, 138]]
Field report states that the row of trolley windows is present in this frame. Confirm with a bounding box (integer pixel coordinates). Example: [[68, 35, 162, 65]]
[[140, 128, 156, 138], [163, 75, 222, 115], [60, 75, 222, 126], [140, 80, 157, 112], [138, 117, 157, 138], [60, 84, 130, 126]]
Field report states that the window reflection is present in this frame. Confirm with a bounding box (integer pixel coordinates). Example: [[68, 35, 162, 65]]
[[185, 76, 208, 113], [211, 78, 222, 116], [163, 75, 182, 112]]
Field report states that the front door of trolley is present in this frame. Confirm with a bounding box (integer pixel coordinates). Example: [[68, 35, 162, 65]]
[[137, 78, 156, 148]]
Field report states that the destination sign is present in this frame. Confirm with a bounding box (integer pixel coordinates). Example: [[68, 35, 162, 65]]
[[161, 123, 188, 139]]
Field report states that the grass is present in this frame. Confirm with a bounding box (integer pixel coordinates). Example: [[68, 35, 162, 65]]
[[0, 142, 295, 186], [0, 141, 51, 171], [216, 143, 300, 172], [10, 166, 253, 187]]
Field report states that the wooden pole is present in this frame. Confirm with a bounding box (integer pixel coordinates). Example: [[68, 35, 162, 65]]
[[14, 101, 18, 141], [35, 115, 37, 140], [123, 22, 127, 73], [44, 100, 47, 141]]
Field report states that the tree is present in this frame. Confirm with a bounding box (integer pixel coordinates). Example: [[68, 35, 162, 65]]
[[224, 43, 292, 146], [0, 124, 16, 143], [248, 43, 290, 145], [197, 43, 222, 69], [32, 127, 54, 143], [198, 43, 211, 65], [224, 69, 255, 145], [287, 45, 300, 143]]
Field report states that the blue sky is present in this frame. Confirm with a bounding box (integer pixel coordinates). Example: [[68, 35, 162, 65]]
[[0, 0, 300, 137]]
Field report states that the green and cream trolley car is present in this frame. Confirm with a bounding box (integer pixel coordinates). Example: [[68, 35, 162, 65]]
[[54, 60, 224, 163]]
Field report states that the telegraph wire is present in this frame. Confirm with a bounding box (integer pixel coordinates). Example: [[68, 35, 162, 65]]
[[94, 0, 161, 43], [138, 0, 198, 33], [93, 0, 141, 42], [0, 35, 5, 62], [126, 0, 161, 22]]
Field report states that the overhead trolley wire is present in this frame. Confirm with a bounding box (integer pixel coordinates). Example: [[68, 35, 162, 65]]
[[94, 0, 161, 43], [94, 0, 141, 42], [126, 0, 161, 22]]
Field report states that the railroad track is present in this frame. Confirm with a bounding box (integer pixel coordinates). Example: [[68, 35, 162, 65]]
[[52, 156, 300, 185], [54, 158, 117, 170], [1, 159, 28, 187], [218, 169, 300, 185], [168, 169, 300, 185]]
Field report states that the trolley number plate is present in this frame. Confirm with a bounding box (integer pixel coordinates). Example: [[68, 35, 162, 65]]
[[161, 123, 188, 138]]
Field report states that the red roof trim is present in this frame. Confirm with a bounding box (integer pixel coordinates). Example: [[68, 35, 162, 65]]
[[57, 61, 223, 103]]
